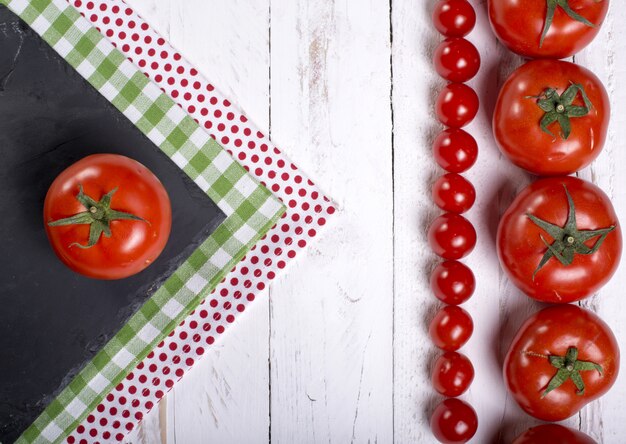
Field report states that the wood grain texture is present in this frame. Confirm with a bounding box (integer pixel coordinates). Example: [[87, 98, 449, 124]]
[[122, 0, 626, 442], [268, 0, 393, 442]]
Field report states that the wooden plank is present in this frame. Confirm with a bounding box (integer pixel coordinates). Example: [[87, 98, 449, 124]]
[[268, 0, 394, 442], [391, 0, 446, 441], [123, 0, 272, 442]]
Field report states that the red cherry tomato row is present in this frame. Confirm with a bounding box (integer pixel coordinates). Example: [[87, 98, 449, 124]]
[[430, 1, 479, 443]]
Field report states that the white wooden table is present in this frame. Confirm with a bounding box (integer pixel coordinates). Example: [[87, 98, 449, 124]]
[[124, 1, 626, 443]]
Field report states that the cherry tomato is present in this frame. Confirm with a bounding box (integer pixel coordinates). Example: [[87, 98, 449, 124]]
[[44, 154, 172, 280], [432, 351, 475, 397], [436, 83, 479, 128], [504, 305, 619, 422], [433, 0, 476, 37], [432, 128, 478, 173], [488, 0, 609, 59], [513, 424, 597, 444], [430, 398, 478, 444], [497, 176, 621, 303], [430, 260, 475, 305], [428, 213, 476, 260], [432, 173, 475, 214], [493, 60, 610, 175], [433, 38, 480, 83], [429, 305, 473, 351]]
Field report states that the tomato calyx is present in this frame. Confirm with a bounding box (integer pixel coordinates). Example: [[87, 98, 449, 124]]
[[529, 83, 592, 140], [527, 185, 614, 279], [523, 346, 603, 398], [48, 185, 147, 249], [541, 0, 596, 47]]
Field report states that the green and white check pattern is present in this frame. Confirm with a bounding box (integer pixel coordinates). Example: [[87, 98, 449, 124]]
[[0, 0, 285, 442]]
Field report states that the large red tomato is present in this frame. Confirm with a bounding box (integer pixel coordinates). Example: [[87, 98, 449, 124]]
[[488, 0, 609, 59], [504, 305, 619, 422], [44, 154, 172, 280], [497, 176, 621, 303], [512, 424, 597, 444], [493, 60, 609, 176]]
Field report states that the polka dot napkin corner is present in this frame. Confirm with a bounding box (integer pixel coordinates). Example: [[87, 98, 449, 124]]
[[65, 0, 337, 441]]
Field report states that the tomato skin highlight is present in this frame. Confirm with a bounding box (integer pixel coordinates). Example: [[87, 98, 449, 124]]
[[512, 424, 597, 444], [494, 60, 609, 176], [432, 351, 474, 397], [44, 154, 172, 280], [504, 305, 619, 422], [429, 305, 473, 352], [432, 128, 478, 173], [433, 38, 480, 83], [428, 213, 476, 260], [430, 398, 478, 444], [430, 260, 475, 305], [488, 0, 609, 59], [433, 0, 476, 38], [497, 176, 621, 303], [436, 83, 479, 128], [432, 173, 475, 214]]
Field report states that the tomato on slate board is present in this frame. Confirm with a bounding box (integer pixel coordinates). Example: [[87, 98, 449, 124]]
[[429, 213, 477, 260], [494, 60, 609, 176], [433, 0, 476, 38], [512, 424, 597, 444], [44, 154, 172, 280], [432, 128, 478, 174], [432, 173, 476, 214], [429, 305, 473, 352], [433, 38, 481, 83], [430, 398, 478, 444], [488, 0, 609, 59], [435, 83, 479, 128], [504, 305, 619, 422], [430, 260, 475, 305], [432, 351, 475, 397], [497, 176, 621, 303]]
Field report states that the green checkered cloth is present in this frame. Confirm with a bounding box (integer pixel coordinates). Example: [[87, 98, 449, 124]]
[[0, 0, 285, 442]]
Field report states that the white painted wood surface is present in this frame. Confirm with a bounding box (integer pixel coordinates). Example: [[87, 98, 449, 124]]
[[122, 0, 626, 442]]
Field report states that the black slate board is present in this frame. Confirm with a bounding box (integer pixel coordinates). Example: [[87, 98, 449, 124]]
[[0, 6, 226, 442]]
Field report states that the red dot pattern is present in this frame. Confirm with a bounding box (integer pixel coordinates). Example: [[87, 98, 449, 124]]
[[66, 1, 337, 442]]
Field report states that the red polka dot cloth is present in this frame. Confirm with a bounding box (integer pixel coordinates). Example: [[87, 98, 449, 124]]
[[65, 0, 337, 442]]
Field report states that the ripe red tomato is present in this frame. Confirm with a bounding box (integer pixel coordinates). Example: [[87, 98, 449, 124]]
[[429, 305, 473, 351], [430, 260, 475, 305], [433, 38, 480, 83], [504, 305, 619, 422], [493, 60, 609, 176], [432, 173, 475, 214], [497, 176, 621, 303], [512, 424, 597, 444], [44, 154, 172, 280], [432, 128, 478, 173], [432, 351, 475, 397], [428, 213, 476, 260], [488, 0, 609, 59], [433, 0, 476, 37], [435, 83, 479, 128], [430, 398, 477, 444]]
